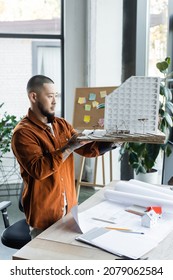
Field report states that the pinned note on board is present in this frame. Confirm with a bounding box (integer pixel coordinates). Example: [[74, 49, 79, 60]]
[[89, 93, 96, 101], [84, 115, 91, 123], [85, 104, 91, 111], [100, 90, 107, 98], [92, 101, 99, 108], [78, 97, 86, 104]]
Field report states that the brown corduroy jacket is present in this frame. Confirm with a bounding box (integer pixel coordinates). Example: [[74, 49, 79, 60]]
[[11, 109, 100, 229]]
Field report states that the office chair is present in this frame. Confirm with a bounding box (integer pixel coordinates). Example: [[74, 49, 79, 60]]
[[0, 182, 31, 249]]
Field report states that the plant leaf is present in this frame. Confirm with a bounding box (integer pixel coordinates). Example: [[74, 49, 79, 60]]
[[146, 144, 160, 162], [165, 56, 171, 65], [164, 87, 172, 100], [156, 61, 169, 73], [129, 152, 139, 165], [164, 112, 173, 127], [166, 101, 173, 113], [135, 165, 146, 175]]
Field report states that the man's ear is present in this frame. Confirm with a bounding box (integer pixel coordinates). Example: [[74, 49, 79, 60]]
[[28, 92, 37, 103]]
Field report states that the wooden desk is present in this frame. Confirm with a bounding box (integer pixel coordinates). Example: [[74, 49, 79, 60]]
[[13, 181, 173, 260]]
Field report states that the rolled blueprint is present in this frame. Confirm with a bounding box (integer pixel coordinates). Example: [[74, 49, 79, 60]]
[[129, 179, 173, 196], [104, 189, 173, 213], [113, 181, 173, 201]]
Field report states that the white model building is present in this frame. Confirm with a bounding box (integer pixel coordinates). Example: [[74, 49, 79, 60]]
[[141, 209, 158, 228], [104, 76, 160, 134]]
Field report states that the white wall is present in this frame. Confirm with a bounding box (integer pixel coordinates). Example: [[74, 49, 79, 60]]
[[64, 0, 123, 181], [64, 0, 88, 123], [91, 0, 123, 86], [87, 0, 123, 182], [64, 0, 123, 119], [64, 0, 89, 178]]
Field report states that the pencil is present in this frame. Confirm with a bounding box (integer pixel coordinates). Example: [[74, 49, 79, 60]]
[[105, 227, 144, 234], [105, 227, 131, 231]]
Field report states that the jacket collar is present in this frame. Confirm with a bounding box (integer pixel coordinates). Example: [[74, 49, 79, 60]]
[[27, 108, 56, 130]]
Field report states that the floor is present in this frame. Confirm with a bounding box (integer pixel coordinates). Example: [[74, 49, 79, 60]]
[[0, 185, 98, 260]]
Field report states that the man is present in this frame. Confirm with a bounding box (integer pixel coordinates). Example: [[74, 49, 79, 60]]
[[12, 75, 116, 237]]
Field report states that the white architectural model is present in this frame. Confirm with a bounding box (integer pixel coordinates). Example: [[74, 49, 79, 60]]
[[141, 210, 158, 228], [104, 76, 160, 134]]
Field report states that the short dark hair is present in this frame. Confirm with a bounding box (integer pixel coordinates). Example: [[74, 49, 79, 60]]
[[26, 75, 54, 94]]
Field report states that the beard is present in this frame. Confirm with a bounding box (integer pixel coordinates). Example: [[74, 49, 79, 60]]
[[37, 101, 55, 122]]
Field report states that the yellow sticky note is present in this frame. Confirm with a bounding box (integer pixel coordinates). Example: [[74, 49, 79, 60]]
[[78, 97, 86, 104], [92, 101, 99, 108], [84, 115, 90, 123], [85, 104, 91, 111], [100, 90, 107, 98]]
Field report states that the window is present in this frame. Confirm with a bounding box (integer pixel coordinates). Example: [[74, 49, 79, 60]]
[[148, 0, 168, 76], [0, 0, 61, 35], [136, 0, 169, 76], [0, 0, 64, 189], [0, 0, 64, 118]]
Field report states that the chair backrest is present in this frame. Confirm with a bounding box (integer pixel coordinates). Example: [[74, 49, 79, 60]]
[[1, 181, 31, 249]]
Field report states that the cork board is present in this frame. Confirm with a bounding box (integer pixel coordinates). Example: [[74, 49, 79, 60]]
[[73, 86, 117, 130]]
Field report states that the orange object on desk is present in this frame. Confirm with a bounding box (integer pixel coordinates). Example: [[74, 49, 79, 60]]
[[146, 206, 162, 215]]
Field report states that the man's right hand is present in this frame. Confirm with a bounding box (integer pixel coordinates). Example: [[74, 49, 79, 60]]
[[67, 133, 92, 150], [60, 133, 92, 161]]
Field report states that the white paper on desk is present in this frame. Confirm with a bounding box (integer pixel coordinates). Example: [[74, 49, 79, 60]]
[[74, 185, 173, 258], [91, 229, 158, 259], [76, 206, 173, 259], [104, 189, 173, 213], [76, 227, 158, 259], [78, 200, 128, 233], [71, 205, 79, 224], [77, 199, 173, 243], [70, 205, 84, 233]]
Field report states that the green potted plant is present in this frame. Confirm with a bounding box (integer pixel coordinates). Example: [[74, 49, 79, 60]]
[[119, 57, 173, 182], [0, 103, 18, 161]]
